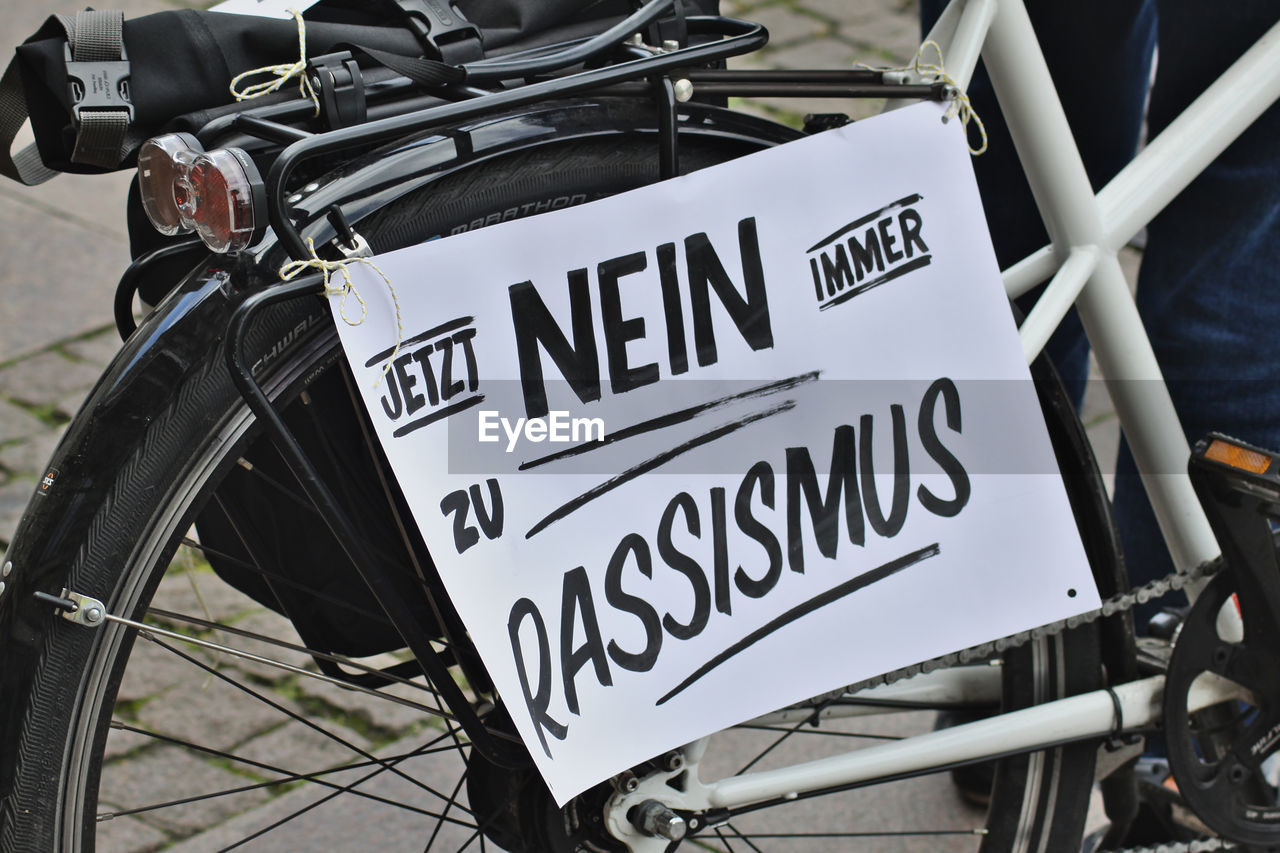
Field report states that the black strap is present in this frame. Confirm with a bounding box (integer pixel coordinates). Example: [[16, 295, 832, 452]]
[[59, 10, 132, 169], [0, 56, 58, 185], [389, 0, 484, 65], [0, 9, 131, 184], [348, 43, 465, 89]]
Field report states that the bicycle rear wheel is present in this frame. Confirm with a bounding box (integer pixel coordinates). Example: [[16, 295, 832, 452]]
[[0, 135, 1103, 852]]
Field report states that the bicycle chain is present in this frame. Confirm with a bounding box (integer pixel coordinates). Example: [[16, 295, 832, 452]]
[[832, 560, 1232, 853], [839, 558, 1222, 696]]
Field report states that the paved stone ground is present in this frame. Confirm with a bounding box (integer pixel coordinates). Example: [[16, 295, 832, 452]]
[[0, 1, 1127, 850]]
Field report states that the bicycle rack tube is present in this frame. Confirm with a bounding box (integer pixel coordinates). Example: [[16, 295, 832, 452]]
[[267, 22, 950, 260], [225, 274, 530, 767]]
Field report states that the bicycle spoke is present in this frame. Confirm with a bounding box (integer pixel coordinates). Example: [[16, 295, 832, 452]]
[[101, 762, 474, 829], [145, 605, 439, 696], [422, 766, 470, 850], [734, 723, 901, 741], [231, 444, 424, 574], [722, 825, 766, 853], [177, 537, 390, 624], [144, 633, 463, 805], [713, 826, 739, 852], [218, 727, 476, 853], [131, 617, 453, 719], [230, 455, 320, 514], [334, 362, 488, 704], [734, 701, 832, 775], [105, 721, 471, 820]]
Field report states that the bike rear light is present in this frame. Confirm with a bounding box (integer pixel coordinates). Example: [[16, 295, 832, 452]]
[[137, 135, 266, 253], [184, 149, 265, 254], [138, 133, 202, 236], [1204, 437, 1272, 474]]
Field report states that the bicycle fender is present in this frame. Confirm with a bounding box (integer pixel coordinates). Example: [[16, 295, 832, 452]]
[[0, 264, 273, 782]]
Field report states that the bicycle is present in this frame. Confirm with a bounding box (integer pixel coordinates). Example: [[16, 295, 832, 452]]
[[0, 0, 1277, 850]]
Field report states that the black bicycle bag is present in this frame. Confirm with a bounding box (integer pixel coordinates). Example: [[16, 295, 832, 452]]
[[1, 0, 713, 184]]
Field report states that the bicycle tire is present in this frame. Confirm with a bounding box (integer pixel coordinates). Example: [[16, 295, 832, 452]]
[[0, 134, 1102, 852]]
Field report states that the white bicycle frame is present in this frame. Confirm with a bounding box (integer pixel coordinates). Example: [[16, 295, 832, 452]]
[[605, 0, 1280, 844]]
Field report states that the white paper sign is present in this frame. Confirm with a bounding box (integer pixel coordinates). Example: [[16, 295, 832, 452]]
[[209, 0, 321, 19], [329, 102, 1099, 804]]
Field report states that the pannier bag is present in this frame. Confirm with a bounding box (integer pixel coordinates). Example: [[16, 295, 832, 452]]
[[0, 0, 711, 185]]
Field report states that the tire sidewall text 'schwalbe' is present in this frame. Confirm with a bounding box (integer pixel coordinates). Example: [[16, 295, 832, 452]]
[[0, 135, 1100, 853]]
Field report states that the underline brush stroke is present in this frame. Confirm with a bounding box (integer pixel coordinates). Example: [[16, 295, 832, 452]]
[[392, 394, 485, 438], [524, 401, 797, 539], [656, 542, 942, 706], [518, 371, 821, 471], [818, 256, 931, 311], [806, 194, 924, 254], [365, 316, 475, 368]]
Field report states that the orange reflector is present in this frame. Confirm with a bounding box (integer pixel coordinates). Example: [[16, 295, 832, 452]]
[[1205, 439, 1272, 474]]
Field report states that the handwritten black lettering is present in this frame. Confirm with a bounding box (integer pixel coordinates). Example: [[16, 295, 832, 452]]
[[860, 406, 910, 538], [437, 334, 463, 401], [806, 196, 933, 311], [512, 218, 774, 420], [508, 598, 567, 758], [412, 346, 441, 407], [878, 216, 904, 264], [657, 493, 711, 640], [711, 486, 732, 616], [440, 488, 479, 554], [440, 478, 504, 554], [510, 272, 601, 421], [380, 367, 403, 419], [394, 352, 425, 416], [686, 218, 774, 367], [470, 478, 504, 540], [503, 379, 973, 742], [899, 208, 928, 257], [918, 377, 970, 516], [819, 244, 856, 298], [734, 461, 783, 599], [786, 424, 862, 574], [371, 318, 483, 437], [598, 251, 660, 395], [604, 534, 663, 672], [848, 226, 884, 278], [657, 543, 941, 706], [560, 566, 612, 715], [656, 242, 689, 375]]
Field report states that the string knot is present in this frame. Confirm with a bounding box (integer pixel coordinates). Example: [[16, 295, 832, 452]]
[[860, 40, 988, 156], [229, 8, 319, 116], [279, 236, 404, 385]]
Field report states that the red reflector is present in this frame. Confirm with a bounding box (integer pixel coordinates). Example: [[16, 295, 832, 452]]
[[137, 135, 262, 253], [186, 149, 261, 254]]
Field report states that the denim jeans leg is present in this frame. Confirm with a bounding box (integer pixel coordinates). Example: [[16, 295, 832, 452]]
[[1114, 0, 1280, 627]]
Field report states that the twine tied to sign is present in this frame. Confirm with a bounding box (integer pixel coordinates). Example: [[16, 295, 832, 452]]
[[862, 40, 988, 156], [279, 237, 404, 385], [229, 8, 320, 116]]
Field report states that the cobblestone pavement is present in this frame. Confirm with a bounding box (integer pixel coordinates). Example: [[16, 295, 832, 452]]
[[0, 1, 1123, 851]]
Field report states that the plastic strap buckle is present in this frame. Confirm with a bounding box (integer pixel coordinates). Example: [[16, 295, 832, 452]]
[[308, 51, 367, 130], [64, 42, 133, 125], [392, 0, 483, 65]]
